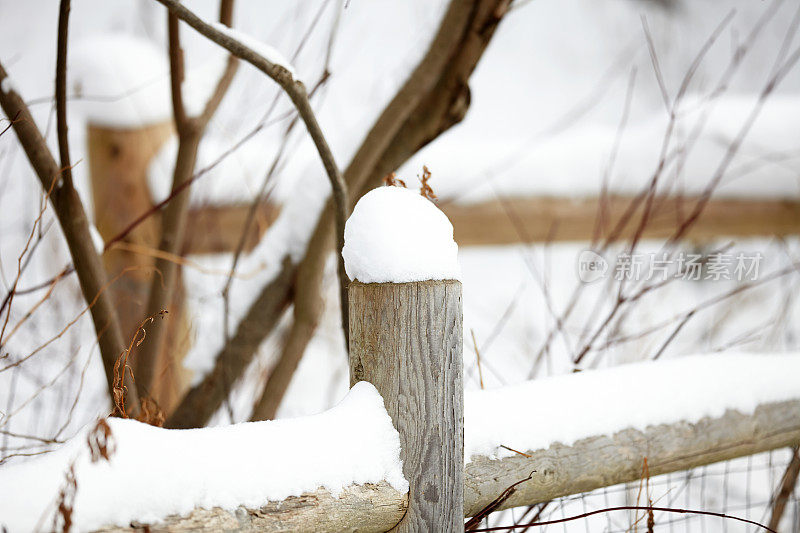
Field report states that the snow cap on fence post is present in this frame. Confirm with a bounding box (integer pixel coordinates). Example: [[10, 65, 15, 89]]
[[342, 185, 460, 283], [344, 184, 464, 531]]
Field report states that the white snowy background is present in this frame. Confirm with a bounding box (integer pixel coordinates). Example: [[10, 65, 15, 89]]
[[1, 0, 800, 530]]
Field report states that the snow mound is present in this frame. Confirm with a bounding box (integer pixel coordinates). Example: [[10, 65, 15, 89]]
[[69, 34, 173, 128], [465, 353, 800, 461], [342, 185, 460, 283], [0, 382, 407, 532]]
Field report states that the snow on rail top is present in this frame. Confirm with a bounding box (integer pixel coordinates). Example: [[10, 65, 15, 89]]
[[342, 185, 460, 283], [0, 382, 406, 532], [465, 353, 800, 461]]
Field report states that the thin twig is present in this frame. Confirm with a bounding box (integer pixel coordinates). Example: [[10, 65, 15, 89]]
[[469, 505, 776, 532], [152, 0, 350, 344], [768, 446, 800, 531], [0, 48, 140, 415], [465, 471, 536, 531]]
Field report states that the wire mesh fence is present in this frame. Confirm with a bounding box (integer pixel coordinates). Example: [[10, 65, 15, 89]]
[[481, 449, 799, 532]]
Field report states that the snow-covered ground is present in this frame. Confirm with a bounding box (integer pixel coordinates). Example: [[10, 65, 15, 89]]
[[2, 0, 800, 531]]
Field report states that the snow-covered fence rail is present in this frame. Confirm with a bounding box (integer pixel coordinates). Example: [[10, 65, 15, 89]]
[[3, 186, 800, 532], [463, 397, 800, 516], [2, 358, 798, 531], [90, 395, 800, 532]]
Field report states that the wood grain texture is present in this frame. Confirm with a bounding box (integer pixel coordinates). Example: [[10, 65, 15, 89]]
[[95, 482, 408, 533], [349, 280, 464, 532], [441, 195, 800, 245], [93, 398, 800, 531], [463, 398, 800, 516]]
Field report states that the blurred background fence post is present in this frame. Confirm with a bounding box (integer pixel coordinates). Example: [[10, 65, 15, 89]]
[[349, 279, 464, 532], [86, 119, 279, 414], [86, 119, 195, 413]]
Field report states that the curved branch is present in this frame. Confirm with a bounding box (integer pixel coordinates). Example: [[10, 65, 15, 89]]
[[151, 0, 349, 340], [166, 0, 509, 428]]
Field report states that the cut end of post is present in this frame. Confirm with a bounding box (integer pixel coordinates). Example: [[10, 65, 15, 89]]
[[342, 185, 460, 284]]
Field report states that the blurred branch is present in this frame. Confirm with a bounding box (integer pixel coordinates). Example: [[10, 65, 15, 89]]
[[0, 62, 140, 414], [135, 0, 240, 396], [166, 256, 295, 428], [768, 446, 800, 531], [198, 0, 238, 124], [55, 0, 74, 192], [248, 0, 511, 423], [167, 13, 188, 129], [166, 0, 511, 428], [151, 0, 350, 351]]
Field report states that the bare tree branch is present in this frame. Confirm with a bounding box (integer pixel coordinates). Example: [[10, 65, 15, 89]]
[[768, 446, 800, 531], [135, 0, 240, 398], [164, 0, 509, 428], [248, 0, 510, 422], [0, 62, 140, 414], [151, 0, 350, 350], [55, 0, 75, 192]]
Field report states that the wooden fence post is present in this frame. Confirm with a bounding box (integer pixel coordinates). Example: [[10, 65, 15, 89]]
[[86, 120, 195, 413], [349, 279, 464, 532], [87, 120, 280, 415]]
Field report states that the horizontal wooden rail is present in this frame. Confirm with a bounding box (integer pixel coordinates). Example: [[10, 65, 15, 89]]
[[440, 195, 800, 245], [464, 398, 800, 515], [97, 398, 800, 532], [183, 201, 280, 255], [96, 482, 408, 533]]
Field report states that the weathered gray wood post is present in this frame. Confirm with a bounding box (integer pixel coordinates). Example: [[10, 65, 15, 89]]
[[349, 279, 464, 531]]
